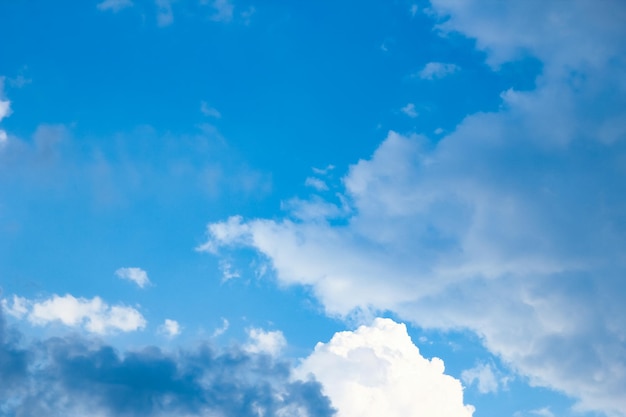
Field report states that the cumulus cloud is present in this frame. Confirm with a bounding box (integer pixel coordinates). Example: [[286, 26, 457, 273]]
[[96, 0, 133, 12], [245, 328, 287, 357], [416, 62, 459, 80], [0, 308, 335, 417], [158, 319, 181, 338], [296, 318, 474, 417], [3, 293, 146, 334], [115, 267, 151, 288], [199, 1, 626, 415]]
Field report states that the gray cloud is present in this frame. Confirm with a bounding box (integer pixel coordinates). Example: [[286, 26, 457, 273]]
[[0, 309, 335, 417]]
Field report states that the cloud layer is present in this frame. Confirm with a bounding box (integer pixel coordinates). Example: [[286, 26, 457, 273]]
[[200, 1, 626, 415], [0, 308, 335, 417]]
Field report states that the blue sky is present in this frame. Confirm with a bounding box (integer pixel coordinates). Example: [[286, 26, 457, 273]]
[[1, 1, 625, 416]]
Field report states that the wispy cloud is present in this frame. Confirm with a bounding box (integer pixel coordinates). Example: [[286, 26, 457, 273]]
[[208, 0, 234, 23], [200, 101, 222, 118], [155, 0, 174, 27], [305, 176, 329, 191], [416, 62, 459, 80], [96, 0, 133, 12], [401, 102, 418, 118]]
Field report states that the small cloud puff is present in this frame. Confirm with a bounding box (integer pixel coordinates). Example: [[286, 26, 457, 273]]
[[115, 267, 151, 288], [3, 293, 146, 334], [159, 318, 181, 338], [417, 62, 459, 80], [212, 317, 230, 337], [401, 103, 418, 118], [244, 328, 287, 356]]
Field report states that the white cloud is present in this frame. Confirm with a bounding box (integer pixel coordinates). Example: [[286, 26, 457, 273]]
[[461, 363, 501, 394], [218, 259, 240, 281], [1, 295, 29, 318], [304, 177, 328, 191], [244, 328, 286, 356], [312, 165, 335, 175], [159, 318, 181, 338], [96, 0, 133, 12], [200, 2, 626, 416], [296, 318, 474, 417], [200, 101, 222, 118], [8, 293, 146, 334], [212, 317, 229, 337], [417, 62, 459, 80], [401, 102, 418, 118], [0, 77, 11, 147], [410, 4, 419, 17], [115, 267, 151, 288]]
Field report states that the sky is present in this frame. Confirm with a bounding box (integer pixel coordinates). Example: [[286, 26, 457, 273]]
[[1, 0, 626, 416]]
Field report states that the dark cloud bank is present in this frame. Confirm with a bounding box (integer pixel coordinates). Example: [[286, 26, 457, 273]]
[[0, 311, 335, 417]]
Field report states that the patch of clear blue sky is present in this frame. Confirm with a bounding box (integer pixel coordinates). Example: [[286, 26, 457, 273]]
[[0, 1, 557, 416]]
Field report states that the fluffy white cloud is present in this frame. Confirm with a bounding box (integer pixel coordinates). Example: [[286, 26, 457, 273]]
[[244, 328, 286, 356], [200, 1, 626, 415], [158, 318, 181, 338], [296, 318, 474, 417], [96, 0, 133, 12], [3, 294, 146, 334], [115, 267, 150, 288], [417, 62, 459, 80]]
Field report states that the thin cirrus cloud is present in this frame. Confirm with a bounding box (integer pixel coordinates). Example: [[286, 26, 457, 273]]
[[200, 1, 626, 416], [296, 318, 474, 417], [115, 267, 151, 288], [416, 62, 459, 80], [96, 0, 133, 12], [0, 308, 335, 417], [2, 293, 146, 334]]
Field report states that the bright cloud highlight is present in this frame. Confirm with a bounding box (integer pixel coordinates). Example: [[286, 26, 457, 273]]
[[115, 267, 151, 288], [296, 318, 474, 417], [3, 294, 146, 334], [244, 328, 287, 356]]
